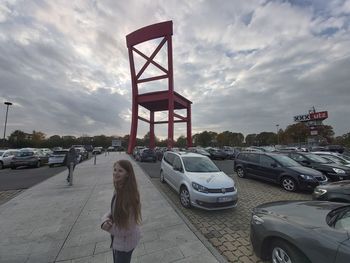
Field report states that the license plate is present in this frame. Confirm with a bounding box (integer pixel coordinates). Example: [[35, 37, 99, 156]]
[[218, 196, 233, 202]]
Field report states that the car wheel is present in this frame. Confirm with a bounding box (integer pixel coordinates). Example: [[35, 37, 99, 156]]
[[179, 186, 191, 208], [0, 161, 3, 169], [236, 167, 246, 178], [281, 176, 297, 192], [36, 161, 41, 168], [270, 239, 310, 263], [160, 171, 165, 183]]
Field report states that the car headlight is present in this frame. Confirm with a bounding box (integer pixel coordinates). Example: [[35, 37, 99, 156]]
[[299, 174, 313, 180], [192, 182, 209, 193], [333, 168, 345, 174], [251, 214, 264, 225], [313, 188, 327, 197]]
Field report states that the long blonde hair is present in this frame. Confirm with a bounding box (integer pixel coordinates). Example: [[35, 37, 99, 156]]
[[113, 160, 141, 228]]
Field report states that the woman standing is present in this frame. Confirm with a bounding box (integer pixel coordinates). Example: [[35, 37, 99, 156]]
[[101, 160, 142, 263]]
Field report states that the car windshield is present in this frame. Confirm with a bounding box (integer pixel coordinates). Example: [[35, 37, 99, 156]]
[[328, 207, 350, 231], [322, 155, 348, 165], [273, 155, 301, 167], [0, 151, 4, 156], [340, 154, 350, 161], [306, 154, 331, 163], [182, 156, 220, 173], [197, 149, 208, 155]]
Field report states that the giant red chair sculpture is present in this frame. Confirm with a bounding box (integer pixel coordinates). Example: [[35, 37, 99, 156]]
[[126, 21, 192, 154]]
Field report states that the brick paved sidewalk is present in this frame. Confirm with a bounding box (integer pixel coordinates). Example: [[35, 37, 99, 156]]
[[150, 173, 312, 263]]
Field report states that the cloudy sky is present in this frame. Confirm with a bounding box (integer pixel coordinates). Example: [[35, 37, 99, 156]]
[[1, 0, 350, 140]]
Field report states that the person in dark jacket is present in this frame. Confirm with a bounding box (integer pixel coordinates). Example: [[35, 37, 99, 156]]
[[64, 147, 77, 182]]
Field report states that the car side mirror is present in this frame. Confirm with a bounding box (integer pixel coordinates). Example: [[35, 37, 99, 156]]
[[271, 163, 277, 168], [302, 160, 310, 165]]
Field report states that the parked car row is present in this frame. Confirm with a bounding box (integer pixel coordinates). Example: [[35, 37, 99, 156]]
[[0, 145, 93, 169], [157, 148, 350, 262], [234, 151, 328, 192], [132, 146, 350, 262], [234, 150, 350, 192], [0, 149, 20, 169], [245, 148, 350, 261], [10, 148, 50, 169]]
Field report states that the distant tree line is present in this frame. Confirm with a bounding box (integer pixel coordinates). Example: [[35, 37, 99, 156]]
[[2, 130, 128, 149], [2, 123, 350, 149]]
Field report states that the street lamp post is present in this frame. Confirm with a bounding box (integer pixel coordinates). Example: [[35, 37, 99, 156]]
[[276, 124, 279, 145], [3, 101, 13, 145]]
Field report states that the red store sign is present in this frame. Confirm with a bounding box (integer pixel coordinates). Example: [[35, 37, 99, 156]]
[[310, 111, 328, 120]]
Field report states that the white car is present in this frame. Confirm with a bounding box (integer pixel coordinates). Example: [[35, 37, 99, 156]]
[[160, 151, 238, 210], [92, 147, 103, 154], [39, 148, 53, 157], [0, 149, 19, 169], [48, 149, 69, 167]]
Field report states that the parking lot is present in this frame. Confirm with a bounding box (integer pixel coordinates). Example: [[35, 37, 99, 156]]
[[0, 165, 67, 205], [138, 159, 312, 263], [0, 154, 314, 262]]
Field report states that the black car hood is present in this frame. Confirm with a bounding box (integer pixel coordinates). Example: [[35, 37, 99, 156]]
[[318, 180, 350, 191], [317, 162, 350, 172], [288, 166, 322, 176], [254, 200, 349, 229]]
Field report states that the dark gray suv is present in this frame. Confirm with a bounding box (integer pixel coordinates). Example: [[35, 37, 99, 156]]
[[234, 152, 327, 192]]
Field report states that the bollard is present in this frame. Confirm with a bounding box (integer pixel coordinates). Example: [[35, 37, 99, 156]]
[[94, 153, 97, 165], [69, 162, 74, 186]]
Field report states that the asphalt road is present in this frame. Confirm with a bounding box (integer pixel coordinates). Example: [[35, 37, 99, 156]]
[[0, 165, 67, 191]]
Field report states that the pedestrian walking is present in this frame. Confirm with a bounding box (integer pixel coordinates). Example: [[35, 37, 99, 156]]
[[101, 160, 142, 263], [64, 147, 77, 182]]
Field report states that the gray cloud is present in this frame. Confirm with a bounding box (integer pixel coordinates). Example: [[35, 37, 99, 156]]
[[0, 0, 350, 140]]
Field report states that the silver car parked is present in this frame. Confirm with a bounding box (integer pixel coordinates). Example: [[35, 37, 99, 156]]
[[0, 149, 19, 169], [160, 151, 238, 210]]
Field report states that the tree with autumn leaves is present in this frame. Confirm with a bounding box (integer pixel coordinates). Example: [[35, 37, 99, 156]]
[[4, 123, 348, 149]]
